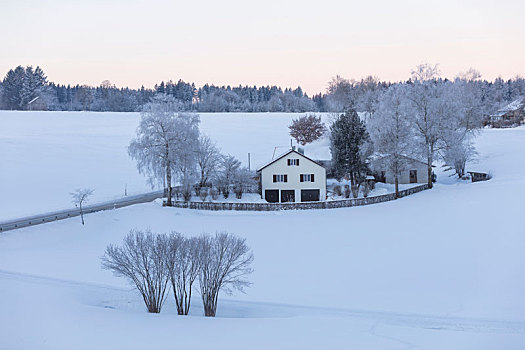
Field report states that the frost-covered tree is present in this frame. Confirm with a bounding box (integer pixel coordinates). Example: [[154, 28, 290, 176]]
[[161, 233, 201, 315], [70, 188, 93, 225], [101, 229, 170, 313], [173, 113, 200, 201], [442, 131, 476, 178], [330, 109, 371, 190], [405, 64, 451, 188], [368, 85, 412, 197], [289, 114, 326, 145], [326, 75, 355, 112], [128, 95, 199, 206], [198, 232, 254, 317], [441, 75, 483, 177], [356, 75, 383, 122]]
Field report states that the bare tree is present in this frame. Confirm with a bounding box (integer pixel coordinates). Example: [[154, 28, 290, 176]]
[[216, 154, 241, 199], [198, 232, 254, 317], [70, 188, 93, 225], [162, 233, 201, 315], [101, 229, 170, 313], [233, 167, 256, 199], [289, 114, 326, 146], [196, 135, 221, 193]]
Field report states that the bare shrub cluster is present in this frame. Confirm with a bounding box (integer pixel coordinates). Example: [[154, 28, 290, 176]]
[[101, 230, 253, 317]]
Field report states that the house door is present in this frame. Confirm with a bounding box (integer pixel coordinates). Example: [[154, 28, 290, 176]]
[[409, 170, 418, 183], [280, 190, 295, 203], [264, 190, 279, 203], [301, 189, 320, 202]]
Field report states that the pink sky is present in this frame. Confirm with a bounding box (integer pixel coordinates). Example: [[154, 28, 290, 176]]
[[1, 0, 524, 95]]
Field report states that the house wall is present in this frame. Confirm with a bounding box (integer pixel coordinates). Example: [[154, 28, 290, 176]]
[[260, 152, 327, 202], [370, 157, 429, 184]]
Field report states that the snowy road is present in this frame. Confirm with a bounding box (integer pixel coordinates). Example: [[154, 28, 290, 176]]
[[0, 190, 164, 232]]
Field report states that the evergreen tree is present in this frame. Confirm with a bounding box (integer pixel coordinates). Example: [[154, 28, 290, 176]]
[[2, 66, 26, 109], [21, 66, 47, 108], [330, 109, 371, 186]]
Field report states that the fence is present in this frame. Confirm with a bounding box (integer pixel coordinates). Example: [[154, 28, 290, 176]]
[[0, 190, 165, 233], [166, 184, 429, 211]]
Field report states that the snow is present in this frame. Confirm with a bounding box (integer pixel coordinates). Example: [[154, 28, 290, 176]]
[[1, 111, 525, 349], [0, 111, 314, 220]]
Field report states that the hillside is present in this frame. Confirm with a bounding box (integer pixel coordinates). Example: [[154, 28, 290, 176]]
[[0, 112, 524, 349]]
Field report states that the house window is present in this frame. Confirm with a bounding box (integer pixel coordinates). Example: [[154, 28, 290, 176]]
[[300, 174, 315, 182], [273, 174, 288, 183], [287, 159, 300, 166]]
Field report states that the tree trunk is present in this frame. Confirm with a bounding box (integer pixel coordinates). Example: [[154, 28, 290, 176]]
[[166, 160, 172, 206], [79, 203, 85, 225], [427, 149, 433, 189], [427, 165, 433, 189], [394, 175, 399, 199]]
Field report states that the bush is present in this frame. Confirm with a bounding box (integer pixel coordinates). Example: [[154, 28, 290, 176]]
[[333, 184, 342, 196], [351, 184, 359, 198], [221, 186, 230, 199], [210, 187, 219, 200], [344, 184, 350, 198], [199, 189, 208, 202], [362, 182, 370, 198], [234, 185, 243, 199], [198, 232, 254, 317], [101, 229, 170, 313], [182, 185, 192, 202]]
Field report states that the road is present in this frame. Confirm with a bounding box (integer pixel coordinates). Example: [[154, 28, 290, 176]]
[[0, 190, 164, 232]]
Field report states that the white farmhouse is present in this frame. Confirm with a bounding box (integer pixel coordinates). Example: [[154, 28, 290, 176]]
[[257, 149, 327, 203]]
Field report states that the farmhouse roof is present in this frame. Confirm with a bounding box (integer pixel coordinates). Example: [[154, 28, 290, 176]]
[[256, 149, 325, 172], [491, 97, 524, 117], [369, 153, 429, 166]]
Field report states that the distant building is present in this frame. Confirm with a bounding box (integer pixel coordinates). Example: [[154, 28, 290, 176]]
[[257, 149, 327, 203], [489, 97, 525, 127], [369, 154, 429, 184]]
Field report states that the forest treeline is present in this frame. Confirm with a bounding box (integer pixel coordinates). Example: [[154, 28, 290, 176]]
[[0, 65, 523, 114]]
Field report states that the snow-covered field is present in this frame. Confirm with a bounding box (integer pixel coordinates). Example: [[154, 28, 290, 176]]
[[1, 112, 525, 349], [0, 111, 326, 220]]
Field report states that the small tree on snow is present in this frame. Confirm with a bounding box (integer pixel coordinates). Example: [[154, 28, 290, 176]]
[[289, 114, 326, 145], [161, 233, 201, 315], [198, 232, 254, 317], [70, 188, 93, 225], [101, 229, 170, 313]]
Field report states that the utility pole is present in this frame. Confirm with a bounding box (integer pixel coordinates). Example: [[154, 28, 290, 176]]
[[248, 153, 251, 172]]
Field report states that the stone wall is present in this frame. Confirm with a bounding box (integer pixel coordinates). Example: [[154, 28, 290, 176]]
[[167, 184, 429, 211]]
